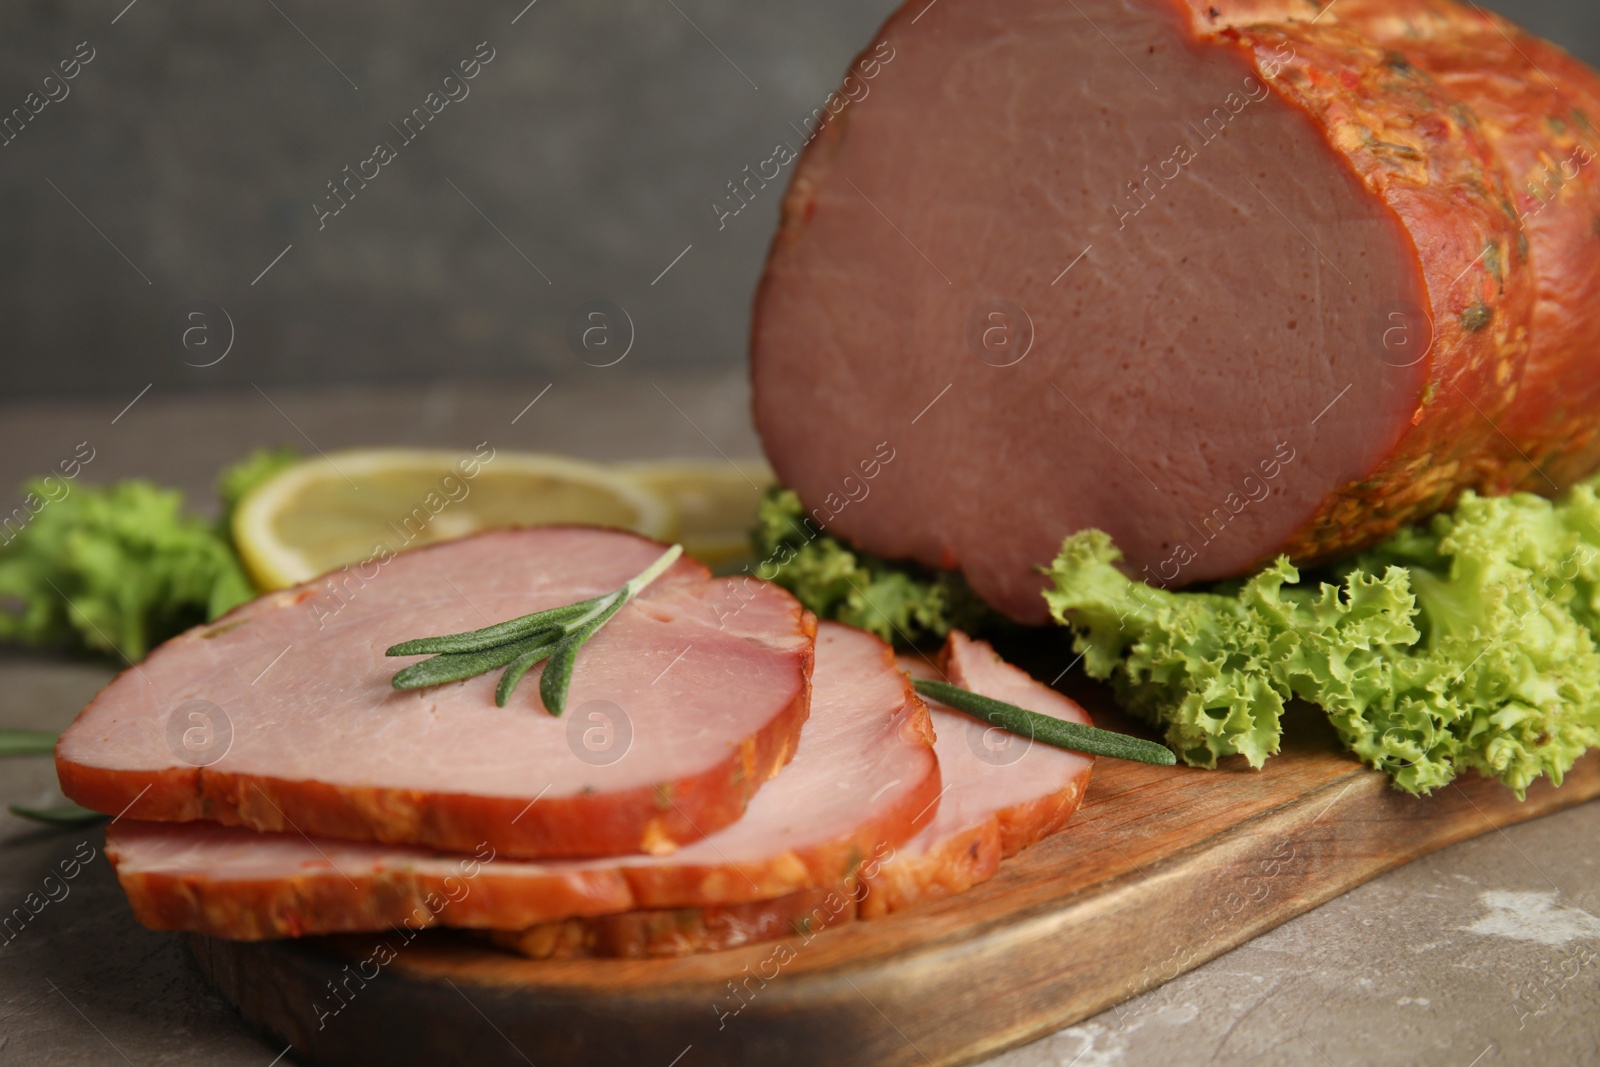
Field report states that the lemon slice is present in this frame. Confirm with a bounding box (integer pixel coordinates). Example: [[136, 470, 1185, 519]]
[[235, 449, 675, 590], [619, 459, 774, 566]]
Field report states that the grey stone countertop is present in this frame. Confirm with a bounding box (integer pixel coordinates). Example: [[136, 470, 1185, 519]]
[[1, 378, 1597, 1067]]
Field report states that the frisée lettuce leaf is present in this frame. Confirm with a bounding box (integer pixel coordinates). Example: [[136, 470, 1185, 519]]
[[752, 488, 995, 646], [0, 480, 252, 661], [1044, 484, 1600, 797], [0, 450, 293, 662]]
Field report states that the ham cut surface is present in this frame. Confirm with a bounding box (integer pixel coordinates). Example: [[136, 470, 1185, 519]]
[[494, 630, 1096, 957], [751, 0, 1600, 622], [103, 622, 940, 940], [61, 527, 814, 858]]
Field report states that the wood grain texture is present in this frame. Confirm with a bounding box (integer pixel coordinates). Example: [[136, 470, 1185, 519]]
[[190, 696, 1600, 1067]]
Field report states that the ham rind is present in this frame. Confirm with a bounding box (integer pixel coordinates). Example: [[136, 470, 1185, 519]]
[[1195, 0, 1600, 490], [102, 821, 631, 940], [60, 528, 815, 859], [751, 0, 1551, 623], [484, 886, 856, 960], [493, 630, 1096, 957], [102, 623, 941, 940]]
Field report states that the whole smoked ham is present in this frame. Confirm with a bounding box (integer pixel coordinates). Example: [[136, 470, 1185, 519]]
[[751, 0, 1600, 621]]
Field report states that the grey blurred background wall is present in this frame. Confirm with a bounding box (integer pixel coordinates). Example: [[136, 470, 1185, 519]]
[[0, 0, 1594, 401]]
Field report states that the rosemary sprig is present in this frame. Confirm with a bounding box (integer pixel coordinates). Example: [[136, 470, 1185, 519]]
[[387, 544, 683, 715], [912, 678, 1177, 766], [0, 729, 58, 757]]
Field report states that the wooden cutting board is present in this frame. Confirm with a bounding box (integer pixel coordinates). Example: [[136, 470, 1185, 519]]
[[188, 672, 1600, 1067]]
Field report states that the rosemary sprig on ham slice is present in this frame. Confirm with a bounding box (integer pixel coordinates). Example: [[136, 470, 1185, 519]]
[[387, 544, 683, 714]]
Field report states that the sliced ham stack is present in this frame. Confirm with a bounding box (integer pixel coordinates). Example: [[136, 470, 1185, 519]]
[[58, 528, 816, 858], [64, 512, 1105, 958], [103, 622, 942, 939], [102, 625, 1096, 961]]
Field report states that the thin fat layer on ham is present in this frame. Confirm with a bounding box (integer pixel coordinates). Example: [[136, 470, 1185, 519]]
[[59, 527, 815, 859], [103, 623, 941, 940]]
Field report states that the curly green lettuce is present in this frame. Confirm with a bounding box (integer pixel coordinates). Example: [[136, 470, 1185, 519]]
[[217, 445, 299, 532], [752, 488, 994, 646], [1044, 484, 1600, 797], [0, 449, 293, 662]]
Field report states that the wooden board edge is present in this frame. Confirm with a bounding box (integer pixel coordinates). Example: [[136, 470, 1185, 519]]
[[189, 757, 1600, 1067]]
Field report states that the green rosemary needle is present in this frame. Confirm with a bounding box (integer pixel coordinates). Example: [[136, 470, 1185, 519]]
[[495, 635, 565, 707], [385, 599, 598, 656], [0, 729, 58, 757], [912, 678, 1177, 766], [391, 629, 562, 691], [388, 544, 684, 715]]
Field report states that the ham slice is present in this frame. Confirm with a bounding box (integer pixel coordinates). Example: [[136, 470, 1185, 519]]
[[492, 630, 1095, 957], [60, 527, 814, 858], [103, 622, 941, 940], [861, 631, 1094, 917]]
